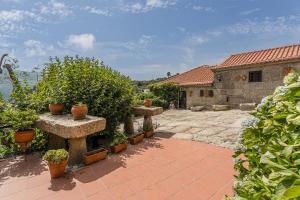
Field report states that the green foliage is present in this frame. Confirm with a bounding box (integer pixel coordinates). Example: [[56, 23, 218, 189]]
[[43, 149, 68, 164], [29, 129, 48, 152], [1, 106, 38, 131], [231, 71, 300, 200], [148, 82, 179, 106], [152, 97, 169, 109], [110, 131, 127, 146], [32, 56, 134, 132]]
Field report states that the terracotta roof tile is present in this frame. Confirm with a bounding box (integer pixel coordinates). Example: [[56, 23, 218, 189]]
[[162, 65, 214, 86], [216, 44, 300, 69]]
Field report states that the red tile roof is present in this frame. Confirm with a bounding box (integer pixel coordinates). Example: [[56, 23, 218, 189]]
[[216, 44, 300, 69], [162, 65, 214, 86]]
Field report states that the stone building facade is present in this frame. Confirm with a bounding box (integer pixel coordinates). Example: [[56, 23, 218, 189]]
[[163, 44, 300, 109]]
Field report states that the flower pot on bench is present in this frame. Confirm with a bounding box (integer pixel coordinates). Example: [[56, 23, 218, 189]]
[[110, 142, 128, 153], [83, 148, 108, 165], [129, 133, 144, 145]]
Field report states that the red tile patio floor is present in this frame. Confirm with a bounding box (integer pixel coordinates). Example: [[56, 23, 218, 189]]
[[0, 137, 234, 200]]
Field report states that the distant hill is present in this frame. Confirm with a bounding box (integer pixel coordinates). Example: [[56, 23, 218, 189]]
[[0, 70, 39, 98]]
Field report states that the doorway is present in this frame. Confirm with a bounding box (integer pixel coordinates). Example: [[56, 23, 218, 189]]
[[179, 91, 187, 109]]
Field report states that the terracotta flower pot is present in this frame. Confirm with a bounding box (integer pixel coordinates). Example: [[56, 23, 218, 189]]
[[110, 142, 128, 153], [83, 148, 108, 165], [144, 130, 154, 138], [49, 103, 64, 115], [129, 133, 144, 145], [143, 99, 152, 107], [71, 104, 88, 120], [14, 129, 35, 144], [48, 159, 68, 178]]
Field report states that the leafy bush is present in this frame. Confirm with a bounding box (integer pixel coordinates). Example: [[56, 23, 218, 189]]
[[43, 149, 68, 164], [148, 82, 179, 106], [231, 70, 300, 199], [32, 56, 134, 132], [152, 97, 169, 109], [110, 132, 127, 146], [1, 106, 38, 131]]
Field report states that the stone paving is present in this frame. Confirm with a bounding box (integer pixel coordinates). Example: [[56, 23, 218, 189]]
[[0, 137, 234, 200], [134, 109, 251, 149]]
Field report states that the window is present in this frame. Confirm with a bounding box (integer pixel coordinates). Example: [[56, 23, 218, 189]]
[[200, 90, 204, 97], [249, 71, 262, 82], [208, 90, 214, 97]]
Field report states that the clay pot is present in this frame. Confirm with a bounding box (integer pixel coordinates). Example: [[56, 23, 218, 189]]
[[83, 148, 108, 165], [48, 159, 68, 178], [49, 103, 64, 115], [14, 129, 35, 144], [143, 99, 152, 107], [144, 130, 154, 138], [129, 133, 144, 145], [110, 142, 128, 153], [71, 104, 88, 120]]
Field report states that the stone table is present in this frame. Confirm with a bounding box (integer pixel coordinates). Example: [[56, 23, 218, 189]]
[[35, 113, 106, 165], [132, 106, 163, 132]]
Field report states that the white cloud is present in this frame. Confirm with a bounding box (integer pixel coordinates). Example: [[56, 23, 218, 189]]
[[122, 0, 176, 13], [192, 6, 215, 12], [226, 15, 300, 35], [24, 40, 54, 57], [66, 33, 96, 51], [240, 8, 261, 15], [0, 10, 35, 22], [40, 0, 72, 17], [84, 6, 112, 16], [185, 35, 208, 45]]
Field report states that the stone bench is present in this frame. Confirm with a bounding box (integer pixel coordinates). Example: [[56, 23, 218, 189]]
[[35, 113, 106, 165], [212, 105, 230, 111], [240, 103, 256, 111], [190, 106, 204, 112]]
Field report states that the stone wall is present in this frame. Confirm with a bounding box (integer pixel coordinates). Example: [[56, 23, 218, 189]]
[[213, 61, 300, 107], [183, 61, 300, 109]]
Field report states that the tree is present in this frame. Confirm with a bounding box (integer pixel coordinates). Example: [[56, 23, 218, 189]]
[[167, 72, 171, 77]]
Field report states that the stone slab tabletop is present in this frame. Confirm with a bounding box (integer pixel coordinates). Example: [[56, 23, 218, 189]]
[[35, 113, 106, 139], [132, 106, 163, 116]]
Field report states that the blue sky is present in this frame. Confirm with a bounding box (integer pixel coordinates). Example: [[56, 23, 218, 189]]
[[1, 0, 300, 80]]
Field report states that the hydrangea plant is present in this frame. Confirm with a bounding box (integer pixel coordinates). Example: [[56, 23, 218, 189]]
[[229, 70, 300, 200]]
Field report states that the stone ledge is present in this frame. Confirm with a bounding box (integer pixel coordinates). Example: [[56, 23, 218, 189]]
[[190, 106, 204, 112], [35, 113, 106, 139], [240, 103, 256, 111], [212, 105, 230, 111], [132, 106, 163, 116]]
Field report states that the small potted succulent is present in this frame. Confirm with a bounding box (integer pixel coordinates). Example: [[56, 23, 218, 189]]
[[128, 132, 144, 145], [43, 149, 68, 178], [71, 102, 88, 120], [48, 95, 65, 115], [83, 148, 108, 165], [143, 99, 152, 107], [110, 132, 128, 153], [1, 106, 38, 151]]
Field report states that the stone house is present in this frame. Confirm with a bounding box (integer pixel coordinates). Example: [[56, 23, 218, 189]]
[[163, 44, 300, 109]]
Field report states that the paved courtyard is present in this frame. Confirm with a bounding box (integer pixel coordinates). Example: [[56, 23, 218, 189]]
[[0, 138, 234, 200], [135, 109, 251, 149]]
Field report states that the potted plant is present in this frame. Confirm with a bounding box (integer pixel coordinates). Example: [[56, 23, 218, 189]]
[[48, 88, 65, 115], [110, 132, 128, 153], [128, 133, 144, 145], [71, 103, 88, 120], [83, 148, 108, 165], [144, 99, 152, 107], [1, 106, 38, 151], [43, 149, 68, 178], [143, 122, 159, 138]]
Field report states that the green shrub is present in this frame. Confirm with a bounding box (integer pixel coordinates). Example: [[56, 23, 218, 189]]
[[32, 56, 134, 132], [231, 70, 300, 199], [152, 97, 169, 109], [1, 106, 38, 131], [148, 82, 179, 106], [136, 92, 156, 100], [43, 149, 68, 164], [110, 131, 127, 146]]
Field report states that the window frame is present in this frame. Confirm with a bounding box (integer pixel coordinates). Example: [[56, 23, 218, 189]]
[[248, 70, 262, 82]]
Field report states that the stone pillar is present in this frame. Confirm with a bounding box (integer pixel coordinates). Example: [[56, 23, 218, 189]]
[[124, 113, 134, 135], [48, 133, 65, 150], [143, 115, 153, 131], [68, 137, 87, 165]]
